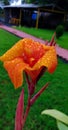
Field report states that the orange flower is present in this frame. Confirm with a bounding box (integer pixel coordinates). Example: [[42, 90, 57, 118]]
[[0, 38, 57, 88]]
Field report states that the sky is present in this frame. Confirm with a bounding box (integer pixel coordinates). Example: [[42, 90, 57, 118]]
[[10, 0, 22, 5]]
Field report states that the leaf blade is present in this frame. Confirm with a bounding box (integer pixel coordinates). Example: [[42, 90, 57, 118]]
[[41, 109, 68, 125], [57, 121, 68, 130]]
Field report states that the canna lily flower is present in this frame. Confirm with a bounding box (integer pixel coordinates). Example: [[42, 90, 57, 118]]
[[0, 38, 57, 88]]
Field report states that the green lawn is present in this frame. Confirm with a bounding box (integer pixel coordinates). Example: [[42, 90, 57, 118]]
[[14, 26, 68, 49], [0, 29, 68, 130]]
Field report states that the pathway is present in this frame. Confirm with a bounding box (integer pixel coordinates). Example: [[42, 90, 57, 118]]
[[0, 25, 45, 44], [0, 25, 68, 61]]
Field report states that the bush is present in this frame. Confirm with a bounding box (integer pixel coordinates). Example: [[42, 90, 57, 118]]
[[56, 25, 64, 39], [64, 21, 68, 31]]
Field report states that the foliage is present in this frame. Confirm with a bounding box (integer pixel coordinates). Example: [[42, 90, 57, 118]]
[[30, 0, 48, 4], [0, 29, 68, 130], [64, 21, 68, 31], [1, 0, 68, 10], [42, 109, 68, 130], [29, 0, 68, 11], [57, 121, 68, 130], [56, 25, 64, 39], [14, 26, 68, 49], [0, 28, 57, 130], [0, 0, 9, 5], [56, 0, 68, 11]]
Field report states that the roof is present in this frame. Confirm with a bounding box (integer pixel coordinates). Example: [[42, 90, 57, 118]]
[[2, 3, 65, 12], [2, 3, 41, 9]]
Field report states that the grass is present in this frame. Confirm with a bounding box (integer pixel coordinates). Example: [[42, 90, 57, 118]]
[[0, 29, 20, 55], [14, 26, 68, 49], [0, 29, 68, 130]]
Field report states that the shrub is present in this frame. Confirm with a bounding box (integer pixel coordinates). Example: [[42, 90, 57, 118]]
[[56, 25, 64, 39], [64, 21, 68, 31]]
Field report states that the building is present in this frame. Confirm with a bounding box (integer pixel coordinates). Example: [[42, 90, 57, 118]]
[[2, 3, 68, 29]]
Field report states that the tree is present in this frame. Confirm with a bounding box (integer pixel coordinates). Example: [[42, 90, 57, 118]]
[[0, 0, 9, 5], [29, 0, 68, 11], [57, 0, 68, 11], [41, 0, 68, 11], [29, 0, 48, 4], [4, 0, 9, 5]]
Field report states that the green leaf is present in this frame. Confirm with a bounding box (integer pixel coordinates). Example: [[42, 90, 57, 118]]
[[41, 109, 68, 125], [57, 121, 68, 130]]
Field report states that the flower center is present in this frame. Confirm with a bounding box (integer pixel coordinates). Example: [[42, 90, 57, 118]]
[[22, 39, 45, 67]]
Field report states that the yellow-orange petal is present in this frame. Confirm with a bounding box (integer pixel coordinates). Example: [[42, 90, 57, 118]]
[[0, 38, 46, 66], [25, 47, 57, 81], [3, 58, 28, 88], [1, 38, 57, 88], [3, 46, 57, 88], [32, 46, 57, 73], [0, 39, 25, 62], [4, 58, 44, 88]]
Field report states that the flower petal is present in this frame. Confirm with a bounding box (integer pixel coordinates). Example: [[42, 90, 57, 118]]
[[0, 39, 24, 62], [4, 57, 41, 88], [0, 38, 57, 88], [3, 46, 57, 88], [4, 58, 28, 88], [0, 38, 45, 63], [25, 47, 57, 81], [33, 46, 57, 73], [26, 67, 43, 82]]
